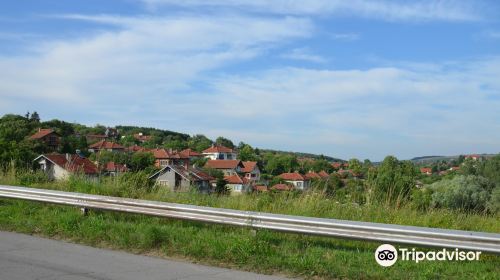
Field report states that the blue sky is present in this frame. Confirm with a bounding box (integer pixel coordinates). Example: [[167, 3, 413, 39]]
[[1, 0, 499, 161]]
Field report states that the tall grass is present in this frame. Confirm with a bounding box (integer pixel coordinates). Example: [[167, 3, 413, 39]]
[[0, 168, 499, 279]]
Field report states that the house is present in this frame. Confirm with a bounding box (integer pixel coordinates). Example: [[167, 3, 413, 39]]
[[278, 172, 310, 190], [150, 148, 189, 168], [125, 144, 147, 153], [271, 183, 293, 191], [29, 128, 60, 150], [103, 161, 128, 176], [205, 160, 244, 176], [465, 154, 481, 161], [304, 171, 321, 180], [180, 148, 202, 160], [149, 164, 214, 193], [133, 133, 152, 143], [202, 145, 237, 160], [318, 171, 330, 179], [34, 153, 98, 180], [224, 174, 249, 194], [240, 161, 260, 182], [253, 185, 268, 192], [449, 166, 460, 171], [420, 167, 432, 175], [88, 140, 125, 153], [331, 162, 349, 170]]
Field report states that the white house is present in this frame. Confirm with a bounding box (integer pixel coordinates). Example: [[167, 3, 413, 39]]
[[241, 161, 260, 182], [278, 172, 311, 190], [202, 145, 237, 160], [34, 153, 98, 180], [224, 174, 250, 195]]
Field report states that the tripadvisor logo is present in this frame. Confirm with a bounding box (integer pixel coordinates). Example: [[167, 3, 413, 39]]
[[375, 244, 481, 267]]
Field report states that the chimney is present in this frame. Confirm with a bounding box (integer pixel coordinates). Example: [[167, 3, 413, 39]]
[[65, 153, 71, 161], [139, 132, 143, 136]]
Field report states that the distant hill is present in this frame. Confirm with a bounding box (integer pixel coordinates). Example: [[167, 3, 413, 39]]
[[410, 154, 496, 164], [258, 148, 344, 162]]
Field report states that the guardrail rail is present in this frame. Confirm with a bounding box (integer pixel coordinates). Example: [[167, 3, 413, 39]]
[[0, 185, 499, 254]]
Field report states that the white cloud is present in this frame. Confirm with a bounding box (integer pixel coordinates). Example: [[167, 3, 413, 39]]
[[330, 33, 360, 41], [280, 48, 327, 63], [0, 15, 312, 106], [142, 0, 484, 22]]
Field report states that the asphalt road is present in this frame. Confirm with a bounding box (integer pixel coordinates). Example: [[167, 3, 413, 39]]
[[0, 231, 291, 280]]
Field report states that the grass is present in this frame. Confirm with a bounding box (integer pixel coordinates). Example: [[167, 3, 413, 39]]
[[0, 170, 499, 279]]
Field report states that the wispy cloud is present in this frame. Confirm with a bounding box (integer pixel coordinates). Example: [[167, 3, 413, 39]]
[[330, 33, 360, 41], [280, 48, 327, 63], [141, 0, 484, 22]]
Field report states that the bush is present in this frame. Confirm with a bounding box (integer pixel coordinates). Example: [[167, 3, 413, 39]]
[[486, 187, 500, 214], [429, 175, 494, 212], [410, 188, 433, 210], [15, 169, 49, 186]]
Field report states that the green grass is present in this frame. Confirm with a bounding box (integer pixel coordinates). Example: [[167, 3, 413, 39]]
[[0, 171, 499, 279]]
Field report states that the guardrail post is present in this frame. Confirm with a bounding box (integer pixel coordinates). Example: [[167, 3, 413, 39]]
[[80, 207, 89, 216]]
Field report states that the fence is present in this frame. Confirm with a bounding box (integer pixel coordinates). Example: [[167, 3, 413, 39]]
[[0, 185, 499, 254]]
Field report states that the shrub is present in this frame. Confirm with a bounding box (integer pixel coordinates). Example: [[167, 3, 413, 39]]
[[429, 175, 494, 212], [15, 169, 49, 186]]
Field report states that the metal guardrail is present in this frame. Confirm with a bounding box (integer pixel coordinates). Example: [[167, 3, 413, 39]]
[[0, 185, 499, 254]]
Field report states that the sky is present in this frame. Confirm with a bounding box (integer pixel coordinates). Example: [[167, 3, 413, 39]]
[[0, 0, 499, 161]]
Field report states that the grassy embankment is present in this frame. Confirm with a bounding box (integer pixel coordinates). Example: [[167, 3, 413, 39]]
[[0, 170, 498, 279]]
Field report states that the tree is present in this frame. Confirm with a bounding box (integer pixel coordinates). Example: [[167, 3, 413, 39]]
[[129, 152, 155, 171], [30, 111, 40, 123], [214, 177, 230, 195], [188, 134, 213, 152], [367, 156, 418, 206], [348, 158, 363, 176], [215, 136, 234, 149], [238, 144, 258, 161]]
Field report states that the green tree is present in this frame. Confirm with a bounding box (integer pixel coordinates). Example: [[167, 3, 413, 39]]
[[348, 158, 362, 176], [238, 144, 258, 161], [367, 156, 418, 206], [215, 136, 234, 149], [129, 152, 155, 171], [188, 134, 213, 152]]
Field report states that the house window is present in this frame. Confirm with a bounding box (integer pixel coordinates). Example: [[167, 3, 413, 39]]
[[251, 173, 256, 178], [297, 181, 303, 188], [160, 160, 169, 166], [158, 180, 169, 186], [227, 154, 232, 159], [218, 154, 224, 159]]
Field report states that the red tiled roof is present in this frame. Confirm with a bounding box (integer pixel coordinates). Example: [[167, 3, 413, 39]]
[[224, 174, 245, 184], [304, 171, 321, 179], [202, 145, 234, 153], [279, 172, 307, 181], [318, 171, 329, 178], [420, 167, 432, 174], [180, 148, 201, 157], [42, 154, 98, 174], [125, 145, 147, 152], [205, 160, 242, 169], [29, 129, 57, 140], [88, 140, 125, 150], [133, 133, 152, 142], [253, 185, 268, 192], [104, 161, 128, 172], [240, 161, 257, 173], [271, 183, 293, 191], [150, 148, 188, 159]]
